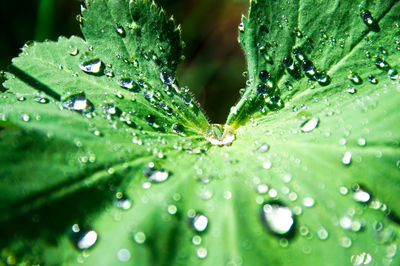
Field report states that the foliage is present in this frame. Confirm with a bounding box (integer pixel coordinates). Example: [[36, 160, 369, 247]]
[[1, 0, 400, 265]]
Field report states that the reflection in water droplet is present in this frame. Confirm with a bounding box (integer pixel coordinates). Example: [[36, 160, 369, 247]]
[[261, 203, 294, 236], [192, 214, 208, 232], [117, 249, 131, 262], [300, 118, 319, 133]]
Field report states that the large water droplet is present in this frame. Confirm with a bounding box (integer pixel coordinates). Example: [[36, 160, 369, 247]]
[[71, 224, 98, 250], [360, 9, 379, 32], [79, 53, 103, 74], [352, 184, 371, 203], [160, 71, 175, 85], [261, 202, 294, 236], [300, 117, 319, 133], [172, 123, 184, 135], [191, 213, 209, 232], [205, 124, 235, 146], [62, 92, 93, 112], [375, 58, 390, 71]]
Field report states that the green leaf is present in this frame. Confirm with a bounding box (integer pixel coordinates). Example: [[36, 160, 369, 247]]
[[1, 0, 400, 265]]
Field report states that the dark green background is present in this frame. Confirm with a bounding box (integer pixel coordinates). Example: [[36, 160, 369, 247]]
[[0, 0, 249, 123]]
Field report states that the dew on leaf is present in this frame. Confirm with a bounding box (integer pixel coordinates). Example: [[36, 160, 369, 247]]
[[134, 232, 146, 244], [348, 71, 363, 85], [351, 252, 372, 265], [114, 192, 132, 210], [388, 68, 399, 80], [368, 75, 378, 84], [144, 168, 170, 183], [339, 186, 349, 195], [172, 123, 184, 135], [342, 151, 352, 166], [17, 96, 26, 101], [360, 9, 379, 32], [205, 124, 235, 146], [117, 76, 134, 90], [115, 23, 126, 37], [357, 138, 367, 146], [78, 53, 103, 74], [301, 59, 316, 76], [256, 184, 269, 194], [315, 70, 330, 86], [160, 71, 175, 85], [259, 70, 270, 81], [375, 58, 390, 71], [300, 117, 319, 133], [340, 236, 352, 248], [256, 143, 270, 153], [302, 197, 315, 207], [352, 184, 371, 203], [67, 45, 79, 56], [261, 202, 294, 236], [192, 235, 202, 245], [167, 204, 177, 215], [256, 83, 272, 95], [347, 87, 357, 94], [62, 92, 93, 112], [71, 224, 98, 250], [196, 247, 208, 259], [317, 227, 329, 240], [117, 248, 131, 262], [21, 114, 30, 122], [191, 213, 209, 232]]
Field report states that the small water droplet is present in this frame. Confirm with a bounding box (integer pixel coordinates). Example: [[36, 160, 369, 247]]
[[302, 197, 315, 207], [117, 248, 131, 262], [160, 71, 175, 85], [192, 235, 202, 245], [261, 202, 294, 236], [317, 227, 329, 240], [172, 123, 184, 135], [256, 184, 269, 194], [256, 143, 270, 153], [360, 10, 379, 32], [351, 252, 372, 265], [352, 184, 371, 203], [388, 69, 399, 80], [134, 232, 146, 244], [205, 124, 235, 146], [34, 97, 50, 104], [375, 58, 390, 71], [357, 138, 367, 146], [115, 23, 126, 37], [144, 168, 170, 183], [21, 114, 30, 122], [301, 59, 316, 77], [114, 192, 132, 210], [342, 151, 352, 165], [191, 213, 208, 232], [340, 236, 352, 248], [300, 117, 319, 133], [167, 204, 177, 215], [348, 71, 363, 85], [117, 76, 135, 90], [71, 224, 98, 250], [17, 96, 26, 101], [79, 53, 103, 74], [314, 70, 330, 86], [62, 92, 93, 112], [67, 45, 79, 56], [259, 70, 270, 81], [368, 75, 378, 84], [196, 247, 208, 259]]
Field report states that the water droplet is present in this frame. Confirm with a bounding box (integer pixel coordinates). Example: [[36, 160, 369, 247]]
[[342, 151, 352, 166], [301, 59, 316, 76], [117, 248, 131, 262], [317, 227, 329, 240], [160, 71, 175, 85], [117, 76, 135, 90], [256, 184, 269, 194], [167, 204, 177, 215], [352, 185, 371, 203], [191, 213, 208, 232], [348, 71, 363, 85], [351, 252, 372, 265], [34, 97, 50, 104], [196, 247, 208, 259], [192, 235, 202, 245], [71, 224, 98, 250], [62, 92, 93, 112], [368, 75, 378, 84], [172, 123, 184, 135], [134, 232, 146, 244], [388, 68, 399, 80], [144, 168, 170, 183], [360, 10, 379, 32], [375, 58, 390, 71], [302, 197, 315, 207], [300, 117, 319, 133], [315, 70, 330, 86], [114, 192, 132, 210], [339, 186, 349, 195], [79, 53, 103, 74], [340, 236, 352, 248], [17, 96, 26, 101], [67, 45, 79, 56], [259, 70, 270, 81], [21, 114, 30, 122], [205, 124, 235, 146], [256, 83, 273, 95], [256, 143, 270, 153], [357, 138, 366, 147], [115, 23, 126, 37], [261, 202, 294, 236]]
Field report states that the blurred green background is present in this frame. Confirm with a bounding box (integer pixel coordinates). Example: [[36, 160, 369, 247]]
[[0, 0, 249, 123]]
